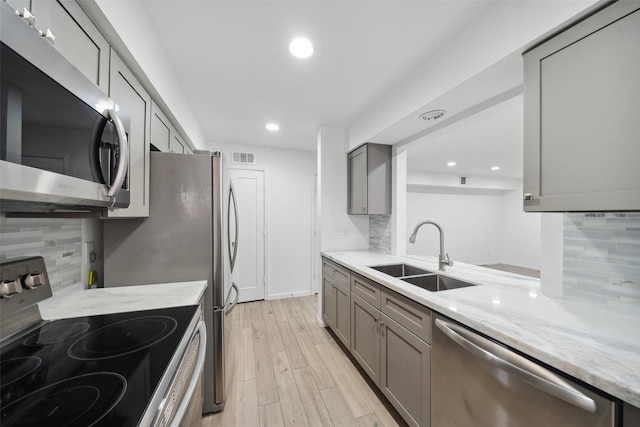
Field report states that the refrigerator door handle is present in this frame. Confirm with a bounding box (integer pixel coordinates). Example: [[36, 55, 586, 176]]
[[228, 180, 239, 273], [224, 282, 239, 315], [435, 319, 597, 413]]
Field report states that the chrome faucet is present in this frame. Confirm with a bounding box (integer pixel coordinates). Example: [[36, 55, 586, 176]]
[[409, 220, 453, 271]]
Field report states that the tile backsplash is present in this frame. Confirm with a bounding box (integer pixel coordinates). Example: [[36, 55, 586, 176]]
[[563, 213, 640, 312], [0, 217, 83, 293], [369, 215, 392, 253]]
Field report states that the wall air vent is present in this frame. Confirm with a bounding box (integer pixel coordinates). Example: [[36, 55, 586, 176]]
[[232, 152, 256, 164]]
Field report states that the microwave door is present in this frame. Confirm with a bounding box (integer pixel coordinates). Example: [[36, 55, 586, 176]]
[[90, 111, 129, 202]]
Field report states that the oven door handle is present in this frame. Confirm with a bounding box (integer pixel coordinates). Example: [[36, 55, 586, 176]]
[[170, 320, 207, 427]]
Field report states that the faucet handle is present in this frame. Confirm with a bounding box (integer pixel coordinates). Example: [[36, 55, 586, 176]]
[[444, 253, 453, 267]]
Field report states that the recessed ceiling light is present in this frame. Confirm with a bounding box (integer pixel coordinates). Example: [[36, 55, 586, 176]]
[[491, 166, 501, 171], [289, 37, 313, 59], [265, 123, 280, 131], [447, 162, 456, 167], [419, 110, 446, 121]]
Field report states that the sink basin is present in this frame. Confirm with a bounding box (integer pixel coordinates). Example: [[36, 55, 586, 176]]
[[370, 263, 432, 277], [402, 274, 476, 292], [370, 263, 476, 292], [401, 274, 439, 291]]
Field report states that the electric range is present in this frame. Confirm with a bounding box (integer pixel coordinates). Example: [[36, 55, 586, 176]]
[[0, 256, 203, 426]]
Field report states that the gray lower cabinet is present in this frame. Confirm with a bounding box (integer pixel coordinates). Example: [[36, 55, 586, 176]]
[[350, 292, 381, 386], [380, 313, 430, 427], [349, 272, 431, 427], [334, 283, 350, 347], [322, 276, 336, 330], [321, 257, 351, 348]]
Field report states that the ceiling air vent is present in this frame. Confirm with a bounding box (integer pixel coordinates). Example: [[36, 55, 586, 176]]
[[232, 152, 256, 164]]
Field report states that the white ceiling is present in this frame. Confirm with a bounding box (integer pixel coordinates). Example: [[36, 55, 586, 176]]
[[140, 0, 493, 152], [406, 94, 524, 179]]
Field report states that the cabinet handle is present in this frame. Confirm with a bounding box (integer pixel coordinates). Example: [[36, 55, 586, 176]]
[[41, 28, 56, 45], [16, 8, 36, 26]]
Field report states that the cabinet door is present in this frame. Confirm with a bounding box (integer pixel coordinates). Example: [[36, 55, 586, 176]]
[[30, 0, 110, 92], [6, 0, 30, 13], [347, 145, 367, 214], [351, 272, 380, 309], [334, 283, 350, 348], [150, 101, 171, 152], [350, 293, 380, 386], [171, 134, 186, 154], [381, 314, 431, 427], [105, 51, 151, 218], [523, 3, 640, 211], [381, 288, 432, 344], [322, 277, 336, 329]]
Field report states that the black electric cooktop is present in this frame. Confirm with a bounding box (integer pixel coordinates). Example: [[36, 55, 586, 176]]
[[0, 305, 199, 427]]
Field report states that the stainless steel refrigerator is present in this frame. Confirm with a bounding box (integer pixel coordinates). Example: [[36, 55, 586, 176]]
[[103, 151, 239, 413]]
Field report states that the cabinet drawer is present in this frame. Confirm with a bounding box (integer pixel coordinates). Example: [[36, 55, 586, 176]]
[[351, 273, 381, 309], [381, 288, 431, 344], [322, 258, 350, 289]]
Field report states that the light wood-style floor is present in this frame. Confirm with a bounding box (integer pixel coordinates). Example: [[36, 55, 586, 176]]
[[202, 295, 406, 427]]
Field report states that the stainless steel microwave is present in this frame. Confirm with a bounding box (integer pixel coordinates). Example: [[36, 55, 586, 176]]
[[0, 3, 130, 213]]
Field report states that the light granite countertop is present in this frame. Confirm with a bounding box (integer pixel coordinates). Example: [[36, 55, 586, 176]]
[[322, 250, 640, 408], [38, 281, 207, 320]]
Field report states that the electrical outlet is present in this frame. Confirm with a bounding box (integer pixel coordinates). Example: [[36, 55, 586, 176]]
[[84, 241, 95, 264], [333, 229, 347, 239]]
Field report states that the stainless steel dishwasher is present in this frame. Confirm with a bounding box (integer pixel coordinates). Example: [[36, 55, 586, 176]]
[[432, 314, 618, 427]]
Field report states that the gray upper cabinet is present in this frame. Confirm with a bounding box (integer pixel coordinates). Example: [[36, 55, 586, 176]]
[[150, 101, 172, 153], [105, 51, 151, 218], [171, 133, 186, 154], [347, 143, 392, 215], [30, 0, 110, 93], [151, 101, 193, 154], [523, 2, 640, 212]]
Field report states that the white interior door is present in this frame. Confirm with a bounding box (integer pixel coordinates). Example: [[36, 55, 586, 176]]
[[229, 169, 265, 302]]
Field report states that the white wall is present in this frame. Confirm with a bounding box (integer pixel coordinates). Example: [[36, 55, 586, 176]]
[[318, 127, 369, 252], [406, 188, 504, 265], [406, 180, 541, 268], [500, 183, 541, 270], [213, 142, 316, 299]]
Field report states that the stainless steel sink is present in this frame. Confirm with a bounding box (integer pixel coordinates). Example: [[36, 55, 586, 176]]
[[402, 274, 475, 292], [370, 263, 476, 292], [370, 263, 432, 277]]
